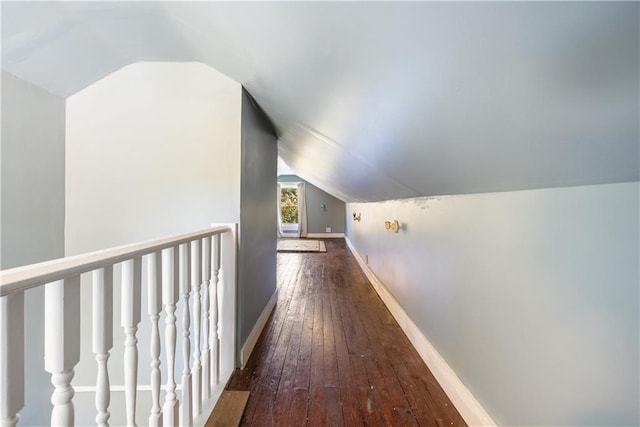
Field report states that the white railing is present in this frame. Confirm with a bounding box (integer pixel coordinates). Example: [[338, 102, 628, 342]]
[[0, 225, 237, 427]]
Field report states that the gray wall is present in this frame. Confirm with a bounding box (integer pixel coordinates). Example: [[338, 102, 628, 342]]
[[238, 90, 278, 360], [1, 71, 65, 269], [278, 175, 346, 234], [346, 182, 639, 426], [1, 71, 66, 426]]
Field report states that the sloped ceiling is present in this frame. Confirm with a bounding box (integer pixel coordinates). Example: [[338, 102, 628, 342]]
[[2, 2, 638, 202]]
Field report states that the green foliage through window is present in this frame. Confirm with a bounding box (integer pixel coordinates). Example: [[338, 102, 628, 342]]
[[281, 188, 298, 223]]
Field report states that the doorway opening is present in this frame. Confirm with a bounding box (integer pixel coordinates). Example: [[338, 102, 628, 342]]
[[280, 185, 299, 236], [278, 182, 307, 238]]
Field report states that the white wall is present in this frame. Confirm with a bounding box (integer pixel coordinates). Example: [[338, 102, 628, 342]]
[[65, 62, 242, 425], [1, 71, 66, 427], [65, 62, 241, 255], [346, 182, 639, 426]]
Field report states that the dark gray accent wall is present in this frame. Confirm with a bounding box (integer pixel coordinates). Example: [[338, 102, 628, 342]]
[[238, 89, 278, 361], [278, 175, 346, 234]]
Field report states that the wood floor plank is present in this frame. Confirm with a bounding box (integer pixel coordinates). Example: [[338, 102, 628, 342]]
[[286, 387, 310, 426], [329, 284, 361, 426], [245, 254, 304, 425], [239, 254, 298, 424], [351, 279, 420, 426], [306, 290, 327, 426], [293, 287, 315, 390], [227, 239, 467, 427], [322, 287, 339, 389], [272, 259, 309, 423], [205, 391, 250, 427]]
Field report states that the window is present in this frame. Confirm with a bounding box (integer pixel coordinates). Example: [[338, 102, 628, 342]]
[[280, 186, 298, 224]]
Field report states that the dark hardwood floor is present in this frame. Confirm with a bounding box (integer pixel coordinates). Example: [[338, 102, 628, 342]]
[[227, 239, 467, 426]]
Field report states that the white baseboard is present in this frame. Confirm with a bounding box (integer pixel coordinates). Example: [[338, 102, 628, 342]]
[[240, 288, 278, 368], [345, 237, 496, 427], [306, 232, 345, 238]]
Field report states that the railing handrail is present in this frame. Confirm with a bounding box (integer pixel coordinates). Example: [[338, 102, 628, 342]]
[[0, 224, 235, 297]]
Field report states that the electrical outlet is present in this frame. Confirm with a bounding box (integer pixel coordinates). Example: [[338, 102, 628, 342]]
[[325, 227, 332, 232]]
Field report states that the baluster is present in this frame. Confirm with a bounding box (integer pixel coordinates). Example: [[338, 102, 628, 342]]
[[180, 244, 193, 426], [0, 293, 24, 427], [200, 237, 211, 401], [122, 258, 142, 427], [162, 247, 179, 426], [147, 252, 162, 427], [190, 240, 202, 417], [215, 235, 225, 385], [209, 235, 219, 389], [44, 277, 81, 427], [93, 267, 114, 427]]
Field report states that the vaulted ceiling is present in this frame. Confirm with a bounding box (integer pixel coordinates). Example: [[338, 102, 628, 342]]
[[2, 2, 638, 202]]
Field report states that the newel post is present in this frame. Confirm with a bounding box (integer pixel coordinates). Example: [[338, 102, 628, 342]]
[[210, 234, 221, 388]]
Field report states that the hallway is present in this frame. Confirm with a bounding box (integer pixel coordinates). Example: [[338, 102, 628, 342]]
[[227, 239, 466, 426]]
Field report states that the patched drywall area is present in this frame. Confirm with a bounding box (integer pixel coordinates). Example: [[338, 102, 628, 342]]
[[238, 89, 278, 360], [278, 174, 346, 234], [1, 71, 66, 427], [346, 182, 639, 426]]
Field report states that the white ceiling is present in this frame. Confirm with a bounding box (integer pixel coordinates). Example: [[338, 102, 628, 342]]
[[2, 2, 638, 202]]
